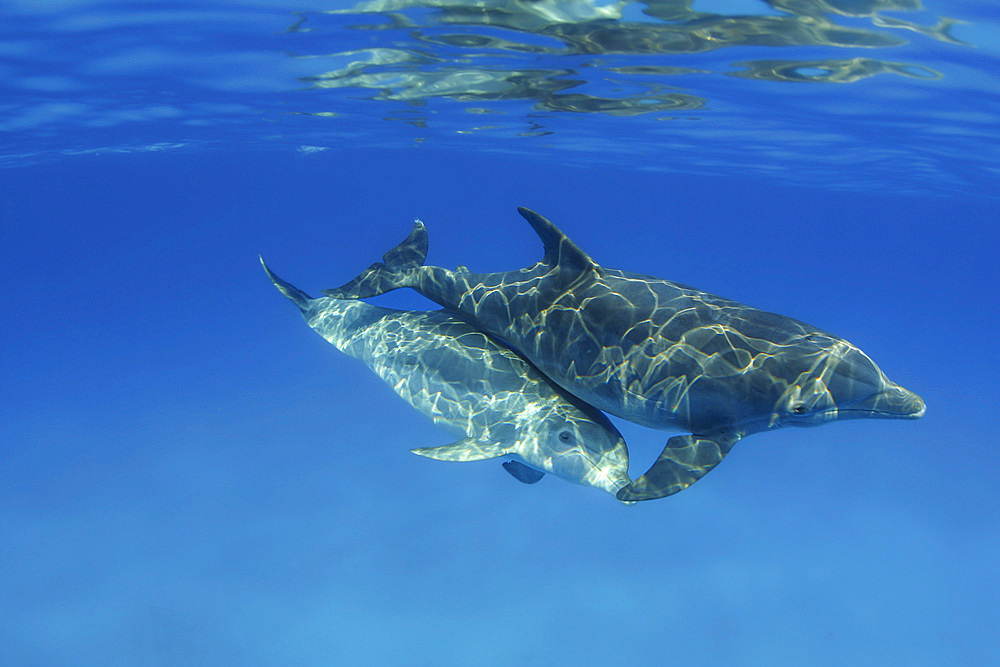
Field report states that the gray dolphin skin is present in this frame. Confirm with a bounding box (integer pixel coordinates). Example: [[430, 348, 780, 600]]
[[261, 257, 633, 499], [323, 208, 925, 502]]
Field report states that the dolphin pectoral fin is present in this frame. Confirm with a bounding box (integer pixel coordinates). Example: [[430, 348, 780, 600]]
[[502, 460, 545, 484], [616, 432, 740, 502], [411, 438, 507, 462]]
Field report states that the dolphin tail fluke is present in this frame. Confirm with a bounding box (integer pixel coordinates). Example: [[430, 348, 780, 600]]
[[323, 220, 428, 300], [616, 432, 740, 502], [260, 256, 312, 311]]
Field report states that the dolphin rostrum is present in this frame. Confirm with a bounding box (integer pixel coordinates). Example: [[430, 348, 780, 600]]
[[322, 208, 925, 502], [261, 257, 633, 499]]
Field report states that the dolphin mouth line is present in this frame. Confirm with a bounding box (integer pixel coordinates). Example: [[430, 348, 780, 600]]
[[838, 406, 925, 419]]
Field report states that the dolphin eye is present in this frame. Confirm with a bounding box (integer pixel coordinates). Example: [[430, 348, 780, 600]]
[[791, 404, 808, 415], [558, 430, 575, 443]]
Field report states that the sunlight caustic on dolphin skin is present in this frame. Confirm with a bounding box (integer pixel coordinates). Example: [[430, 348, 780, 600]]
[[324, 207, 924, 502], [261, 256, 633, 500]]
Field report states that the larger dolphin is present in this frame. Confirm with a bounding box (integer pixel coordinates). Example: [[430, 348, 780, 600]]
[[323, 207, 925, 502], [261, 257, 632, 499]]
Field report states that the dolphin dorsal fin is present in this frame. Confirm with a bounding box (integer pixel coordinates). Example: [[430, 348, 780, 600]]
[[260, 256, 313, 312], [411, 437, 508, 462], [517, 207, 598, 275]]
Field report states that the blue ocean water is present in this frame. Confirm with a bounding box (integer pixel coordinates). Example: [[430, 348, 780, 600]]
[[2, 1, 998, 665]]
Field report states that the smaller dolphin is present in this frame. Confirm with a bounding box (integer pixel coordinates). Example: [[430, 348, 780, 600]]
[[261, 257, 632, 499]]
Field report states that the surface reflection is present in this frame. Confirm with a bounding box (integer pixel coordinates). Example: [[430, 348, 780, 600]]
[[293, 0, 959, 128], [729, 57, 941, 82]]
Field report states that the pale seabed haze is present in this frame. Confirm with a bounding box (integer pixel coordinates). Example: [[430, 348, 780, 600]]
[[2, 1, 999, 666]]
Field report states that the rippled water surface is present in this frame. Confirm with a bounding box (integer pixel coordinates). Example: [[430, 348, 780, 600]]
[[3, 0, 998, 193]]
